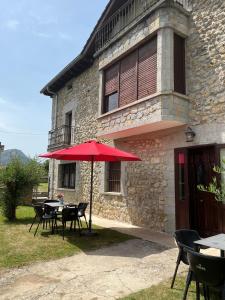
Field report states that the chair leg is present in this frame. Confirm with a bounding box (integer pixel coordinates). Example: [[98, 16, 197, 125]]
[[196, 281, 200, 300], [29, 215, 36, 232], [203, 284, 208, 300], [34, 220, 41, 237], [62, 222, 65, 240], [84, 214, 88, 228], [77, 218, 81, 236], [182, 269, 193, 300], [171, 250, 182, 288]]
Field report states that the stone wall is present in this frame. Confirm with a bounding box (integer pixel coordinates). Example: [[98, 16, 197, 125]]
[[187, 0, 225, 125], [50, 60, 101, 202]]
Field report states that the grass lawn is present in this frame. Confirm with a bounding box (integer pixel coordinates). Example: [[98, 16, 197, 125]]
[[120, 275, 197, 300], [0, 206, 133, 269], [37, 182, 48, 192]]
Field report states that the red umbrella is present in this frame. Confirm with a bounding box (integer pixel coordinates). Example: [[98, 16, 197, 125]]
[[40, 140, 141, 235]]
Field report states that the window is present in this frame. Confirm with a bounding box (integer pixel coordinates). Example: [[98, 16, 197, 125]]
[[174, 34, 186, 94], [103, 36, 157, 113], [59, 163, 76, 189], [65, 111, 72, 145], [104, 92, 118, 112], [178, 153, 185, 201], [106, 162, 121, 192]]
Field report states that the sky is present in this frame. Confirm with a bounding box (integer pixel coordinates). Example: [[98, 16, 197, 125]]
[[0, 0, 108, 157]]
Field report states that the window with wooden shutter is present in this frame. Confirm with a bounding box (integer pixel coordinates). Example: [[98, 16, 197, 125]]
[[104, 63, 119, 113], [174, 34, 186, 94], [119, 51, 137, 107], [102, 36, 158, 113], [138, 37, 157, 99]]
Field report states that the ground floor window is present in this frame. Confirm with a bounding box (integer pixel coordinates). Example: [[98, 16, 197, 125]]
[[106, 162, 121, 192], [58, 163, 76, 189]]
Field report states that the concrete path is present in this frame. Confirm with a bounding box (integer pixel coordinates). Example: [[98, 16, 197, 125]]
[[0, 216, 220, 300]]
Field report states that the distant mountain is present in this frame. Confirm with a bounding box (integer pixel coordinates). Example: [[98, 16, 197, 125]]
[[0, 149, 30, 166]]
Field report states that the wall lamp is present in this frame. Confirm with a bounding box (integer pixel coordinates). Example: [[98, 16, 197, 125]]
[[185, 126, 196, 142]]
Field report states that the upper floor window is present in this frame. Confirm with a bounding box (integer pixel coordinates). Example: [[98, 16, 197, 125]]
[[58, 163, 76, 189], [103, 36, 157, 113], [174, 33, 186, 94]]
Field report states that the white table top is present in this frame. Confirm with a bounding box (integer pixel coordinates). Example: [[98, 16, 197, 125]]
[[44, 202, 64, 208], [194, 233, 225, 251]]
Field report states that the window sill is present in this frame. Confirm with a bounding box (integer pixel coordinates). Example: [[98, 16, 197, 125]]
[[101, 192, 123, 197], [57, 188, 76, 192]]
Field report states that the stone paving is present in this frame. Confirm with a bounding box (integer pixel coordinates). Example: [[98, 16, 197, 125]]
[[0, 239, 182, 300], [0, 216, 220, 300]]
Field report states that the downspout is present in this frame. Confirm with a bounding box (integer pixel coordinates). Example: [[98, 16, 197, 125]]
[[47, 87, 58, 199]]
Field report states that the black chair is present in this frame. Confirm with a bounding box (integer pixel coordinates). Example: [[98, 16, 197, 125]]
[[29, 205, 57, 236], [77, 202, 88, 228], [171, 229, 203, 300], [187, 248, 225, 300], [61, 207, 81, 240]]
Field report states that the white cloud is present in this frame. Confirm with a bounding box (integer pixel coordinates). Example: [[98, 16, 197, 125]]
[[4, 19, 20, 30], [58, 32, 73, 41], [35, 32, 52, 39]]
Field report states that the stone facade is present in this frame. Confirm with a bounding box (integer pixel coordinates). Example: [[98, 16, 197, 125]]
[[48, 0, 225, 233]]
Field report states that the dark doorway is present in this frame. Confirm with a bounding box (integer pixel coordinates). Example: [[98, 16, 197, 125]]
[[175, 145, 225, 237]]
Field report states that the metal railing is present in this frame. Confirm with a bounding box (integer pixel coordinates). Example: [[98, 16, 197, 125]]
[[95, 0, 191, 52], [48, 125, 74, 151]]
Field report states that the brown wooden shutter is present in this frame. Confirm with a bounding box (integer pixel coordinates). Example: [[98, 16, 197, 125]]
[[119, 51, 137, 107], [174, 34, 186, 94], [138, 37, 157, 99], [104, 63, 119, 96]]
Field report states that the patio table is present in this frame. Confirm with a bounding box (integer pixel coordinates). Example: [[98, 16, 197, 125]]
[[194, 233, 225, 257]]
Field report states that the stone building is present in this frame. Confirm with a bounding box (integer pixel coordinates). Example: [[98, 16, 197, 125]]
[[41, 0, 225, 236]]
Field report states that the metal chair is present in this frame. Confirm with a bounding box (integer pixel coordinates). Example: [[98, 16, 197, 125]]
[[77, 202, 88, 228], [187, 248, 225, 299], [61, 207, 81, 240], [29, 205, 57, 236]]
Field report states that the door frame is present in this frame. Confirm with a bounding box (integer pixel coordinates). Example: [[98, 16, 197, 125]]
[[174, 143, 225, 231]]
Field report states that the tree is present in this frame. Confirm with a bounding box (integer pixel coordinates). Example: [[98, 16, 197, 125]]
[[0, 158, 44, 221], [198, 159, 225, 203]]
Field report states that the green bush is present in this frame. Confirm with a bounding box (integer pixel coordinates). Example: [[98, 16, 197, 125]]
[[0, 158, 44, 221]]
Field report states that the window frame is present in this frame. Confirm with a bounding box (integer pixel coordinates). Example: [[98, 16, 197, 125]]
[[58, 163, 76, 189], [106, 161, 121, 193]]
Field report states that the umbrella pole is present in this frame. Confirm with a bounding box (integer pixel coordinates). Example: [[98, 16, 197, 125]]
[[89, 157, 94, 233]]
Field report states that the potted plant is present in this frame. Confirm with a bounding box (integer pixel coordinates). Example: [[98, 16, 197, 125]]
[[56, 193, 64, 204], [198, 159, 225, 203]]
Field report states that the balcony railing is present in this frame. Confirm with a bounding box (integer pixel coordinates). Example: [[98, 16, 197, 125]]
[[48, 125, 74, 151], [95, 0, 191, 52]]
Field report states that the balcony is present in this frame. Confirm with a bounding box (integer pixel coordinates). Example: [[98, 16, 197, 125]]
[[48, 125, 74, 151], [97, 92, 189, 139], [95, 0, 191, 53]]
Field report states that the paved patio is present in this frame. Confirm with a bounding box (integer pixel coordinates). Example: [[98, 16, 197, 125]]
[[0, 216, 217, 300]]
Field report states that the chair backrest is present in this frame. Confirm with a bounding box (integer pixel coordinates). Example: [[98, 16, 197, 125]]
[[174, 229, 201, 265], [78, 202, 88, 215], [62, 207, 78, 222], [187, 248, 225, 288], [33, 205, 44, 219]]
